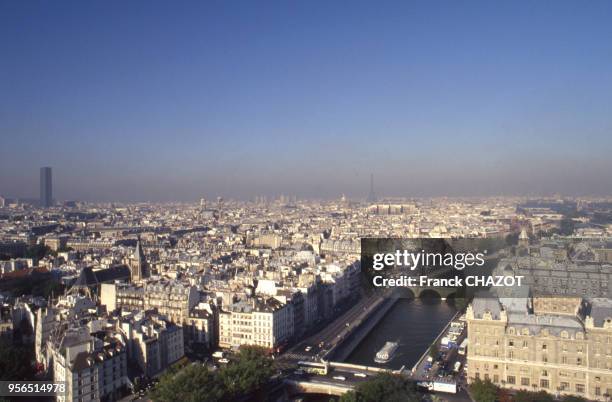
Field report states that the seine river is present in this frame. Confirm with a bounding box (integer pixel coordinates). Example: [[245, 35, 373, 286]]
[[344, 298, 457, 370]]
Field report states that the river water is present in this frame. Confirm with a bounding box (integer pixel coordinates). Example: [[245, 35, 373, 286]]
[[344, 298, 457, 370]]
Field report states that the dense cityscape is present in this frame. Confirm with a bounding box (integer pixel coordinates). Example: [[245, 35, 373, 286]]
[[3, 2, 612, 401], [0, 168, 611, 401]]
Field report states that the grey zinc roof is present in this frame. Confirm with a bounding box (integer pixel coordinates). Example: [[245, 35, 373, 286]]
[[507, 312, 584, 337], [589, 298, 612, 327], [471, 294, 502, 319]]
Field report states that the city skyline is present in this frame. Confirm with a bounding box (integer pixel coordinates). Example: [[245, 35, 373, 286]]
[[4, 165, 612, 204], [2, 1, 612, 201]]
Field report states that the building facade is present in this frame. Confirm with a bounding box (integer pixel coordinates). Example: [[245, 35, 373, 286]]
[[466, 297, 612, 401], [218, 296, 292, 351], [50, 328, 128, 402]]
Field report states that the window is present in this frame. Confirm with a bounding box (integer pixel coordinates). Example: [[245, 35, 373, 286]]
[[540, 379, 549, 389], [560, 382, 569, 391], [542, 344, 547, 350], [576, 384, 585, 393], [521, 378, 530, 386], [508, 340, 514, 347], [507, 376, 516, 385]]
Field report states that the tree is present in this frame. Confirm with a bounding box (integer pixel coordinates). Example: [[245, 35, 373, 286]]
[[219, 345, 274, 398], [153, 363, 225, 402], [560, 396, 587, 402], [152, 345, 274, 402], [469, 378, 498, 402], [339, 391, 358, 402], [497, 388, 513, 402], [339, 372, 418, 402], [0, 341, 37, 381], [513, 390, 554, 402], [24, 244, 53, 262]]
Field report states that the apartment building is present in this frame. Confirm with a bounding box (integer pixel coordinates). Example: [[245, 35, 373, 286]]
[[119, 311, 184, 377], [100, 279, 199, 325], [218, 296, 292, 351], [466, 297, 612, 401], [50, 327, 128, 402]]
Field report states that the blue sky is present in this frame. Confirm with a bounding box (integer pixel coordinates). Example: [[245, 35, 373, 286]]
[[1, 1, 612, 201]]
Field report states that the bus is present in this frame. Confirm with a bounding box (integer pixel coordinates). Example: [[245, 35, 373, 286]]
[[458, 339, 468, 355], [297, 361, 328, 375]]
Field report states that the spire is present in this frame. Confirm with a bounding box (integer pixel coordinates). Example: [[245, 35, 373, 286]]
[[131, 237, 149, 281], [135, 238, 145, 264]]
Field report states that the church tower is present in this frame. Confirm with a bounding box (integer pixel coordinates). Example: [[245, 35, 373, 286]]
[[129, 238, 150, 282]]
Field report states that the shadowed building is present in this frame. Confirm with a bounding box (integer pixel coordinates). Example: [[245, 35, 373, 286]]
[[40, 167, 52, 207]]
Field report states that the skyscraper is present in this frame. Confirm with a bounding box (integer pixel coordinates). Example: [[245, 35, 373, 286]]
[[367, 173, 376, 203], [40, 167, 52, 207]]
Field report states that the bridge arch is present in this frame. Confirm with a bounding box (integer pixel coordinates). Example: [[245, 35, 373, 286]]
[[417, 288, 442, 300], [395, 287, 415, 299]]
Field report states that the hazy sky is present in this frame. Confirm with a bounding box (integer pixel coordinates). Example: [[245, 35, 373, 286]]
[[1, 1, 612, 201]]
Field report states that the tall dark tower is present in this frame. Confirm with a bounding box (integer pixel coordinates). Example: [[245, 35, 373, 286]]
[[129, 238, 150, 282], [367, 173, 377, 203], [40, 167, 53, 207]]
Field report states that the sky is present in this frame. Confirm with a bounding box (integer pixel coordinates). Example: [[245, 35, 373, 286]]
[[1, 0, 612, 202]]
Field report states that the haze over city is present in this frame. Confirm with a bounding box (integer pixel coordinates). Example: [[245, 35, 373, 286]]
[[2, 1, 612, 201]]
